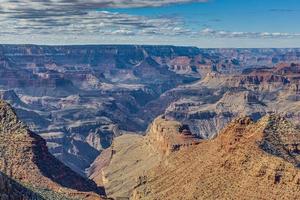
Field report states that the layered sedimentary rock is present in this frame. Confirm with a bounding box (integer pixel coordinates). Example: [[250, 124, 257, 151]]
[[0, 100, 105, 199], [159, 62, 300, 139], [89, 116, 200, 199], [2, 45, 300, 177], [147, 116, 201, 155], [132, 115, 300, 200], [89, 134, 161, 199], [0, 45, 207, 175]]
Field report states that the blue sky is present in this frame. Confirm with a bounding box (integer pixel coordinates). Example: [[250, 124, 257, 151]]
[[107, 0, 300, 33], [0, 0, 300, 47]]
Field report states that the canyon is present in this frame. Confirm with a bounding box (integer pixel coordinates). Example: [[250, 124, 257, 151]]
[[1, 45, 300, 175], [1, 45, 300, 199]]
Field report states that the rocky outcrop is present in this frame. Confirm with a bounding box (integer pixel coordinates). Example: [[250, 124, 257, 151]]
[[260, 115, 300, 167], [147, 116, 201, 155], [0, 100, 105, 199], [89, 116, 200, 199], [131, 115, 300, 200]]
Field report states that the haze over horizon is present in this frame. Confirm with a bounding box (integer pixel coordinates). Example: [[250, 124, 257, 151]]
[[1, 0, 300, 47]]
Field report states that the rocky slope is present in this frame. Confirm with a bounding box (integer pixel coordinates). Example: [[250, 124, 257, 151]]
[[0, 100, 105, 199], [0, 171, 42, 200], [131, 115, 300, 200], [89, 116, 200, 199]]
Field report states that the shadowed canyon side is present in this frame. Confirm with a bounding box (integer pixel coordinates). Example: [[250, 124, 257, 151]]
[[0, 100, 106, 199], [131, 115, 300, 200], [0, 171, 42, 200], [0, 45, 205, 175]]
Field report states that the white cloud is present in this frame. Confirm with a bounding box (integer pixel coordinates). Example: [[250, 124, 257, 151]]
[[200, 28, 300, 39], [0, 0, 197, 37]]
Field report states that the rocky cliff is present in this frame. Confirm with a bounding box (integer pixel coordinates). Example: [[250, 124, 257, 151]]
[[157, 62, 300, 139], [89, 116, 200, 199], [0, 100, 105, 199], [0, 44, 207, 175], [147, 116, 201, 155], [131, 115, 300, 200]]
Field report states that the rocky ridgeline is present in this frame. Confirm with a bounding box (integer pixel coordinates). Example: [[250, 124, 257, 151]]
[[147, 116, 201, 155], [131, 115, 300, 200], [0, 100, 105, 199], [202, 63, 300, 92], [260, 115, 300, 167]]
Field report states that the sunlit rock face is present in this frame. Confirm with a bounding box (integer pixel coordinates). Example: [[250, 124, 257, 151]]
[[131, 115, 300, 200]]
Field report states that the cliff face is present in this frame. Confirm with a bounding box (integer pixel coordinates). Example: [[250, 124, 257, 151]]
[[159, 62, 300, 139], [131, 115, 300, 200], [89, 116, 200, 199], [147, 116, 201, 155], [201, 63, 300, 91], [0, 100, 105, 199]]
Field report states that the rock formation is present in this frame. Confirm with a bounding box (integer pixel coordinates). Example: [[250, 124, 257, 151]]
[[1, 45, 300, 178], [157, 62, 300, 140], [147, 116, 201, 155], [89, 116, 200, 199], [131, 115, 300, 200], [0, 100, 105, 199], [89, 134, 161, 199]]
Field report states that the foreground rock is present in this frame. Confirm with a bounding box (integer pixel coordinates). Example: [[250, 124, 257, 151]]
[[0, 100, 105, 199], [131, 115, 300, 199], [0, 171, 42, 200]]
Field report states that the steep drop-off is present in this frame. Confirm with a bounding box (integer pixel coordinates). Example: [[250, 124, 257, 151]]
[[0, 100, 105, 199]]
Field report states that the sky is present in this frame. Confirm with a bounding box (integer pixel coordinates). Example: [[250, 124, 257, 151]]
[[0, 0, 300, 47]]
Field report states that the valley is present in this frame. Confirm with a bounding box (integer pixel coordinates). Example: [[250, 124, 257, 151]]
[[1, 45, 300, 199]]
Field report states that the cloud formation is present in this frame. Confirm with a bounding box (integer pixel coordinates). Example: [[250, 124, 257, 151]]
[[0, 0, 299, 45], [0, 0, 200, 37], [200, 28, 300, 39]]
